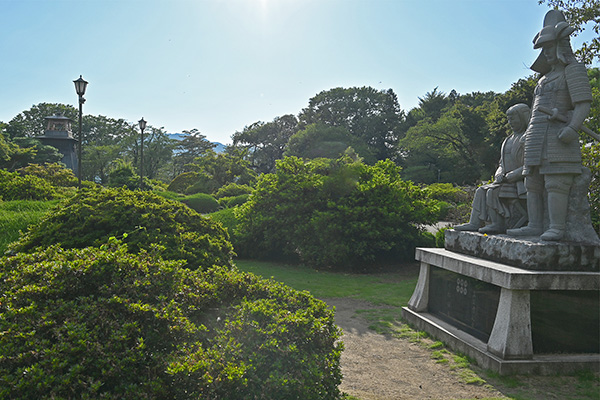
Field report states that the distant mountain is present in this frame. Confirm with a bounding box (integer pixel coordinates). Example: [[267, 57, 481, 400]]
[[167, 133, 226, 153]]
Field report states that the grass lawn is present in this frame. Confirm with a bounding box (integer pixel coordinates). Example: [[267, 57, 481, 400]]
[[0, 200, 58, 254]]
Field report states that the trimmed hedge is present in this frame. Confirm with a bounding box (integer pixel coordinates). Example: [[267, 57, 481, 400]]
[[9, 186, 234, 269], [0, 242, 343, 399], [182, 192, 220, 213]]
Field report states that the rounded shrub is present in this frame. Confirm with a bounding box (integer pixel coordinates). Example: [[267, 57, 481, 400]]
[[214, 182, 253, 199], [0, 169, 56, 200], [0, 242, 343, 399], [16, 163, 78, 187], [9, 186, 234, 269], [167, 171, 202, 193], [182, 192, 220, 213]]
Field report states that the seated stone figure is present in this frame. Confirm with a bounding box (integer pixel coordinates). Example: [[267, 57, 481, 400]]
[[455, 103, 531, 234]]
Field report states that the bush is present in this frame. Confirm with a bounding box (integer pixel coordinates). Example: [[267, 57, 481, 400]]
[[214, 182, 253, 199], [16, 163, 78, 187], [236, 156, 440, 269], [218, 193, 250, 208], [209, 207, 241, 238], [182, 192, 220, 213], [0, 169, 56, 200], [9, 186, 234, 269], [0, 242, 343, 399]]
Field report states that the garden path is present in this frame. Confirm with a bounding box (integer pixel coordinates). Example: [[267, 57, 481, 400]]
[[327, 298, 507, 400]]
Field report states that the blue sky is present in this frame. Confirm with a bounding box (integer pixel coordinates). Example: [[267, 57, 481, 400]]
[[1, 0, 597, 144]]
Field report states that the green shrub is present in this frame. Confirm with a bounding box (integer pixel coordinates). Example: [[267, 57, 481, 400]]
[[9, 186, 234, 269], [0, 242, 343, 399], [209, 207, 241, 238], [236, 156, 440, 269], [424, 182, 469, 204], [16, 163, 78, 187], [108, 160, 140, 190], [154, 189, 185, 201], [214, 182, 253, 199], [435, 227, 450, 248], [218, 193, 250, 208], [182, 192, 220, 213], [0, 169, 56, 200]]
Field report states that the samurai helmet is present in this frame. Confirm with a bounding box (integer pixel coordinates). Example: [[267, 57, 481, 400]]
[[530, 10, 576, 73], [533, 10, 575, 49]]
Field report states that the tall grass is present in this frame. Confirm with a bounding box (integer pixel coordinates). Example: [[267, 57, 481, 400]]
[[0, 200, 58, 254]]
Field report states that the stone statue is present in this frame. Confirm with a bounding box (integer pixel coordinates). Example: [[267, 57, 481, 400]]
[[506, 10, 593, 241], [455, 104, 530, 234]]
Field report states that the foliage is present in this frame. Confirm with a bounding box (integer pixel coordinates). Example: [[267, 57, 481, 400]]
[[169, 149, 257, 195], [218, 194, 250, 209], [0, 242, 342, 399], [181, 192, 220, 214], [0, 169, 57, 201], [9, 186, 234, 269], [236, 156, 440, 269], [538, 0, 599, 64], [107, 159, 141, 190], [214, 182, 253, 199], [172, 129, 216, 175], [16, 163, 78, 187], [209, 207, 241, 238], [5, 103, 77, 139], [298, 87, 404, 162], [233, 114, 299, 174], [285, 123, 371, 160], [582, 142, 600, 233]]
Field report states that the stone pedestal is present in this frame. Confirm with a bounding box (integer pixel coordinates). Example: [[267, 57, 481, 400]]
[[402, 245, 600, 375]]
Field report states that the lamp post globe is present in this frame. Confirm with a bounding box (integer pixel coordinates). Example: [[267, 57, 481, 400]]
[[73, 75, 88, 188], [138, 118, 147, 189]]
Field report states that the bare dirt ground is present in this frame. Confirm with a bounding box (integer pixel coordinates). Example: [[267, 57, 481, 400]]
[[326, 298, 600, 400]]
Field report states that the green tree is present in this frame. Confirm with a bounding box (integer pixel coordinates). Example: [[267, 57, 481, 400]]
[[5, 103, 77, 139], [232, 114, 299, 173], [140, 126, 176, 180], [285, 123, 369, 160], [172, 129, 216, 175], [298, 87, 404, 162], [539, 0, 599, 64]]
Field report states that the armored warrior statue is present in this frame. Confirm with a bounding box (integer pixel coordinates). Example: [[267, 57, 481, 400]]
[[507, 10, 593, 241], [456, 104, 530, 234]]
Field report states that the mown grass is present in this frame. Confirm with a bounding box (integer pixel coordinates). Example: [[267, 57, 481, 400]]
[[0, 200, 58, 254], [234, 259, 419, 306]]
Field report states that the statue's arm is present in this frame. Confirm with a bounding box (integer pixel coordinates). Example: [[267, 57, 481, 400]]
[[559, 63, 593, 143], [558, 101, 591, 143]]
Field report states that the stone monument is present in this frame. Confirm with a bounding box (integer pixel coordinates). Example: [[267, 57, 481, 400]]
[[402, 10, 599, 375]]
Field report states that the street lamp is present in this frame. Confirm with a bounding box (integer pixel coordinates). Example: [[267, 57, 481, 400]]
[[138, 118, 147, 189], [73, 75, 88, 188]]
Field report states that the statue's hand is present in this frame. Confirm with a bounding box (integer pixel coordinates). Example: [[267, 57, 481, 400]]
[[558, 126, 578, 143]]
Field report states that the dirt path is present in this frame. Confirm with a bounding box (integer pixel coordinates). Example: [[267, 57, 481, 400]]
[[326, 298, 507, 400]]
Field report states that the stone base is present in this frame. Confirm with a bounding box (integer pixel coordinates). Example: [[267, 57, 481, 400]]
[[402, 307, 600, 375], [445, 229, 600, 271], [403, 247, 600, 375]]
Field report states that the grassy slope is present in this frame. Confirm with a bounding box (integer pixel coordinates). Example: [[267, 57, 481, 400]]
[[0, 200, 58, 254]]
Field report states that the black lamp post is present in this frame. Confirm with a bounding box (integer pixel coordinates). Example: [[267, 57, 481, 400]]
[[73, 75, 88, 188], [138, 118, 147, 189]]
